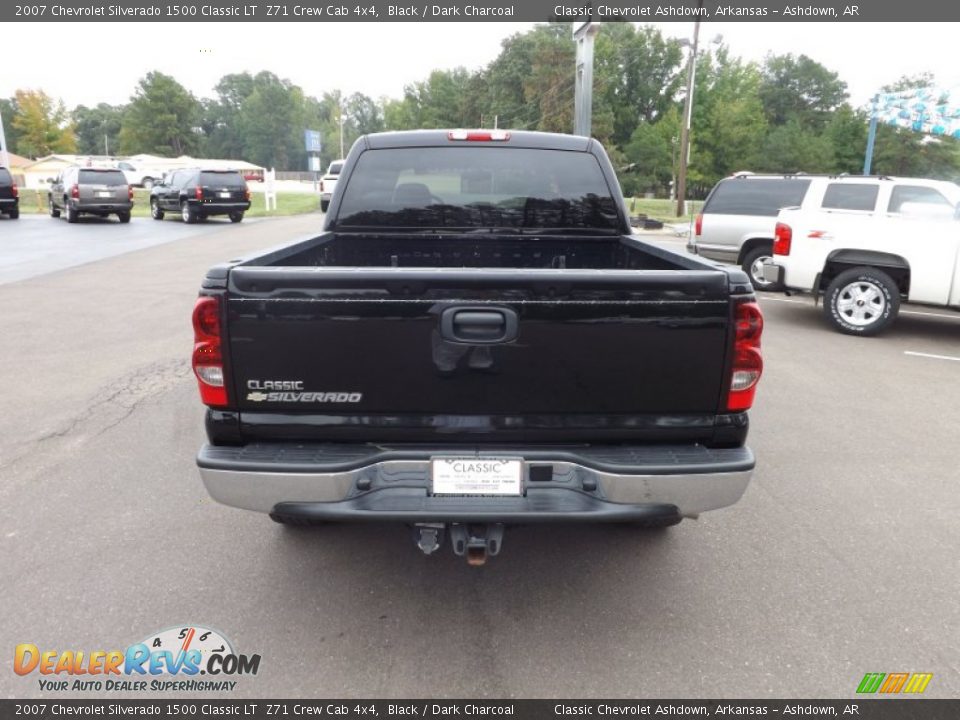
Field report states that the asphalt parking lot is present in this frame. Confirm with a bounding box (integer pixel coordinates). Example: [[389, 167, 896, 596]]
[[1, 216, 958, 698], [0, 213, 264, 286]]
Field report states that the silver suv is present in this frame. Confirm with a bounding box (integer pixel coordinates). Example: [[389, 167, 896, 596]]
[[48, 166, 134, 223], [687, 173, 813, 289]]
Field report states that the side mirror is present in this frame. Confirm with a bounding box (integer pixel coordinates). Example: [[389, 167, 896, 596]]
[[46, 177, 55, 184]]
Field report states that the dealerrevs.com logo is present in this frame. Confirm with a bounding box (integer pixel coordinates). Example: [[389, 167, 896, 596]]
[[14, 625, 261, 693]]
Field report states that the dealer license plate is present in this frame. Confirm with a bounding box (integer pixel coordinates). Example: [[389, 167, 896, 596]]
[[219, 191, 231, 198], [96, 191, 111, 198], [431, 457, 522, 496]]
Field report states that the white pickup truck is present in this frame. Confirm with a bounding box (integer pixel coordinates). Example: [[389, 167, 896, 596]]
[[319, 160, 344, 212], [763, 177, 960, 335]]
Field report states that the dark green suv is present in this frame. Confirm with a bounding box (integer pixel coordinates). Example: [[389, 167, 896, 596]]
[[0, 167, 20, 219], [149, 168, 250, 223]]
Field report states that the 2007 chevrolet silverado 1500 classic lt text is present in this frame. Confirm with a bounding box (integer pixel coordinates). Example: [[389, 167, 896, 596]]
[[192, 130, 764, 563]]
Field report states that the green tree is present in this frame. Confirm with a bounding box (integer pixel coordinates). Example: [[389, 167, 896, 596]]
[[119, 72, 201, 156], [689, 49, 767, 184], [754, 120, 834, 174], [237, 71, 306, 170], [72, 103, 124, 156], [622, 121, 673, 195], [483, 23, 590, 133], [199, 72, 257, 159], [344, 92, 384, 136], [11, 89, 76, 156], [0, 97, 23, 156], [824, 105, 867, 174], [595, 23, 684, 147], [759, 54, 848, 131]]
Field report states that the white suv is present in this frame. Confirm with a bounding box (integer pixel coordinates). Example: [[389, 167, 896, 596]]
[[763, 176, 960, 335], [689, 173, 960, 292]]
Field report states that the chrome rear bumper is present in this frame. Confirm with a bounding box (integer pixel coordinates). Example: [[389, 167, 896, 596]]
[[198, 443, 753, 520]]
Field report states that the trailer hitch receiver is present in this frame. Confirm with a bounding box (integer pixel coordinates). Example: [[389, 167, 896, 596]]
[[450, 523, 505, 566]]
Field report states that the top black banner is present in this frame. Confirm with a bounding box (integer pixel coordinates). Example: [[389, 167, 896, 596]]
[[5, 0, 960, 23]]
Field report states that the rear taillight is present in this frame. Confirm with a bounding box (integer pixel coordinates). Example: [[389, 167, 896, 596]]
[[11, 183, 18, 199], [127, 185, 134, 201], [244, 187, 250, 201], [727, 301, 763, 412], [70, 184, 79, 199], [694, 213, 703, 236], [319, 180, 324, 192], [773, 222, 792, 255], [192, 295, 227, 407], [195, 185, 203, 201], [448, 130, 510, 141]]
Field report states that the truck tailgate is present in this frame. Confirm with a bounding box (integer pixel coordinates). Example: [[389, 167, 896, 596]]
[[223, 266, 732, 441]]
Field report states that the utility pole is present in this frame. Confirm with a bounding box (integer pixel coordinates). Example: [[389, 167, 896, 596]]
[[573, 21, 599, 136], [675, 6, 702, 217], [338, 108, 345, 159], [863, 95, 879, 175]]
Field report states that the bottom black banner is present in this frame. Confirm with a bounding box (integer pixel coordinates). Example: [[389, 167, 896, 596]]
[[0, 700, 957, 720]]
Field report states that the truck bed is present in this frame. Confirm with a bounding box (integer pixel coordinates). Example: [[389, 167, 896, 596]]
[[204, 232, 743, 446]]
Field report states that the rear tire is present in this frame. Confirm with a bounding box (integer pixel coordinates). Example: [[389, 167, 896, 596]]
[[117, 212, 131, 224], [742, 246, 780, 291], [269, 512, 326, 528], [229, 211, 244, 223], [320, 199, 330, 213], [49, 197, 60, 218], [9, 206, 19, 219], [181, 201, 197, 224], [824, 266, 900, 336], [66, 202, 78, 224], [150, 198, 164, 220]]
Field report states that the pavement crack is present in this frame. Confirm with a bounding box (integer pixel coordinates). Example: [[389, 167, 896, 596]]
[[1, 358, 192, 473]]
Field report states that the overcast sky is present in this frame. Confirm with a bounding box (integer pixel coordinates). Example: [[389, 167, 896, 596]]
[[3, 22, 958, 112]]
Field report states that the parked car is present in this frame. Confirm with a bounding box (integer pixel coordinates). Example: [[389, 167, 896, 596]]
[[150, 168, 251, 224], [319, 160, 344, 212], [0, 167, 19, 219], [48, 167, 133, 223], [764, 176, 960, 335], [242, 168, 264, 183], [116, 161, 164, 189], [193, 130, 764, 564]]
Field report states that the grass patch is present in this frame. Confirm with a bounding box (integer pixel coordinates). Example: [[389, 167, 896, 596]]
[[15, 189, 322, 218], [624, 197, 703, 225], [16, 187, 698, 225]]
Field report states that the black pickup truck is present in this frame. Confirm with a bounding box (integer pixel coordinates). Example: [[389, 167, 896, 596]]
[[193, 130, 763, 564]]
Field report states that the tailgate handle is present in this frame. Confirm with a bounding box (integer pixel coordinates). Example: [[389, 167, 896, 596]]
[[440, 307, 518, 344]]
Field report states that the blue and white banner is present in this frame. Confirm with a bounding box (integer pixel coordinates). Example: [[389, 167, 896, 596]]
[[873, 87, 960, 138]]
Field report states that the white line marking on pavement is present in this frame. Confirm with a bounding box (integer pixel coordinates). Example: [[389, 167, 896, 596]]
[[758, 296, 805, 304], [904, 351, 960, 363], [900, 309, 960, 321]]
